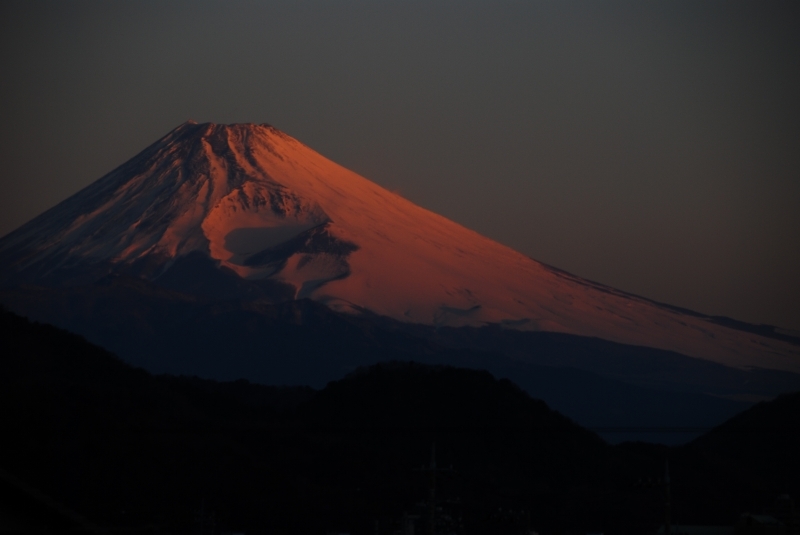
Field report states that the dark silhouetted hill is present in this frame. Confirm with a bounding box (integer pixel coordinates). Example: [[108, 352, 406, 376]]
[[6, 279, 793, 446], [2, 308, 799, 534]]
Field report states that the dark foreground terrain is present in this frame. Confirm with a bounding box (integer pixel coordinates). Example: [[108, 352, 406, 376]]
[[2, 308, 799, 534]]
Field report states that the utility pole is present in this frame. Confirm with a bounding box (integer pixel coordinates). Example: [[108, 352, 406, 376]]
[[664, 460, 671, 535], [428, 443, 436, 535], [634, 457, 673, 535], [415, 442, 452, 535]]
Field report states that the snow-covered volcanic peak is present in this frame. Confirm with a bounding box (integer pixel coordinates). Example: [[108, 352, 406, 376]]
[[1, 121, 798, 373]]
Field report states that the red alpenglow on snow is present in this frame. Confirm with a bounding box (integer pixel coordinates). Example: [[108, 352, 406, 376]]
[[1, 122, 798, 373]]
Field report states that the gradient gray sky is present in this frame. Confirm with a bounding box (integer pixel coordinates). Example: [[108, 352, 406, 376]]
[[2, 1, 799, 330]]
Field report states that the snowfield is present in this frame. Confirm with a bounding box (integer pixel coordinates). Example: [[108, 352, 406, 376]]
[[1, 121, 798, 373]]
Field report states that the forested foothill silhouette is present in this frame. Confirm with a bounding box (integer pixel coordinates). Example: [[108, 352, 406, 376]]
[[6, 278, 800, 446], [2, 308, 799, 534]]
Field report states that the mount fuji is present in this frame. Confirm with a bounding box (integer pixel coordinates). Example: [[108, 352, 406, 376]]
[[2, 121, 799, 441]]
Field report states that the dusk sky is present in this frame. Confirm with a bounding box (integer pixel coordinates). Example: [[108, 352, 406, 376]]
[[1, 1, 799, 331]]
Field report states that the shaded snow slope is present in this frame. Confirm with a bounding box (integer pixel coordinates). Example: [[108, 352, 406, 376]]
[[1, 122, 798, 373]]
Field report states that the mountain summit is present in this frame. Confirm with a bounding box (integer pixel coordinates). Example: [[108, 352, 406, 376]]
[[1, 122, 798, 372]]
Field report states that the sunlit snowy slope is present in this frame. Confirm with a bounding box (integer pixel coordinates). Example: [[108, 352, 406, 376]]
[[1, 122, 797, 373]]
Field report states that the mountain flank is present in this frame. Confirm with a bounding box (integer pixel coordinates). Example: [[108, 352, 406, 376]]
[[3, 121, 800, 447], [1, 121, 798, 373], [7, 278, 795, 444]]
